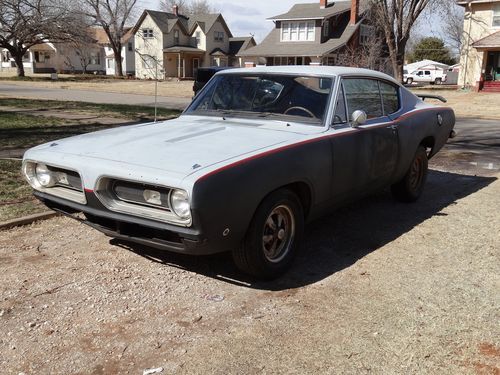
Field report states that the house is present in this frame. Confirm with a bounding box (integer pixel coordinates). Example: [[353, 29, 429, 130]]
[[132, 7, 254, 79], [457, 0, 500, 91], [0, 27, 134, 76], [238, 0, 369, 67], [93, 28, 136, 76]]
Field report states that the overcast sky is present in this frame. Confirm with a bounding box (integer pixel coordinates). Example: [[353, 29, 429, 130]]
[[140, 0, 323, 42]]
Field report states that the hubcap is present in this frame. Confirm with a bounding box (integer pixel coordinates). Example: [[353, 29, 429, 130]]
[[409, 155, 424, 191], [262, 205, 295, 263]]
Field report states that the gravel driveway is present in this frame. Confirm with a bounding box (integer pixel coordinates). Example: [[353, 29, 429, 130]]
[[1, 132, 499, 374]]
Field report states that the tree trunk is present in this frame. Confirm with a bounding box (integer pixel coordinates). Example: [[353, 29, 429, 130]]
[[113, 48, 124, 76], [14, 53, 25, 77]]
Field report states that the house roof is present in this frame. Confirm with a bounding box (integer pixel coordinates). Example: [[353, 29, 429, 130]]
[[133, 10, 232, 38], [269, 1, 352, 20], [472, 31, 500, 48], [89, 27, 134, 45], [238, 21, 360, 57], [210, 48, 228, 56], [228, 37, 256, 56]]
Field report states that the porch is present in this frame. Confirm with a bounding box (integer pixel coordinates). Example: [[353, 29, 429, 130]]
[[163, 46, 204, 79]]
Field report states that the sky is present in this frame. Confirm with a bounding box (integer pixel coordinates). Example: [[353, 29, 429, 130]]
[[140, 0, 323, 42]]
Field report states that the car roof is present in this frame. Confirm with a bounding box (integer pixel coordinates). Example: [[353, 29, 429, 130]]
[[218, 66, 400, 85]]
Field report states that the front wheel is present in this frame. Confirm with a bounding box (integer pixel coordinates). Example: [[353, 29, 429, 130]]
[[232, 189, 304, 279], [391, 146, 428, 202], [406, 78, 413, 85], [435, 78, 442, 85]]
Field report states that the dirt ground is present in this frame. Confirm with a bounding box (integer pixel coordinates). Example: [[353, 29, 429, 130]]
[[1, 157, 499, 372]]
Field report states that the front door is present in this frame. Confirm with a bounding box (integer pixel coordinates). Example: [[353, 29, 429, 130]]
[[193, 58, 199, 77]]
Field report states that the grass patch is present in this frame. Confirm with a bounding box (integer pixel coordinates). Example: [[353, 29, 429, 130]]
[[0, 159, 46, 222], [0, 111, 122, 150], [0, 98, 181, 151], [0, 97, 180, 120]]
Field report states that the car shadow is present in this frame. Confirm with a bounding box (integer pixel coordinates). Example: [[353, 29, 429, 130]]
[[111, 169, 496, 291]]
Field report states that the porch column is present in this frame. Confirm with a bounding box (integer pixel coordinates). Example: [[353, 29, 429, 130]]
[[182, 57, 186, 78], [178, 53, 181, 78]]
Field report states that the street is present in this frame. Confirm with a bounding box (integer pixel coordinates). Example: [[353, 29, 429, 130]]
[[0, 83, 191, 111]]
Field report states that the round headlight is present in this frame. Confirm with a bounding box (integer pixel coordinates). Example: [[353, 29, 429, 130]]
[[170, 189, 191, 219], [35, 163, 56, 187]]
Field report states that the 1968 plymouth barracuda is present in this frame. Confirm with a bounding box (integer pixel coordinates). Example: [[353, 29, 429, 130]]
[[22, 66, 455, 279]]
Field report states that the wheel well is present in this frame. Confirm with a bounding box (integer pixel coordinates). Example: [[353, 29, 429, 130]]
[[279, 181, 312, 218], [420, 136, 435, 157]]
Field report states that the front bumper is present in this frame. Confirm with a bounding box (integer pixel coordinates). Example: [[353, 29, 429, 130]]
[[34, 191, 220, 255]]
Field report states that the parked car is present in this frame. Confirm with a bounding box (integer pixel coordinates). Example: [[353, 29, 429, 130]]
[[405, 69, 447, 85], [22, 66, 455, 279], [193, 66, 233, 95]]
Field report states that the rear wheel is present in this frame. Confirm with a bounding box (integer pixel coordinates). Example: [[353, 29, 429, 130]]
[[391, 146, 428, 202], [232, 189, 304, 279]]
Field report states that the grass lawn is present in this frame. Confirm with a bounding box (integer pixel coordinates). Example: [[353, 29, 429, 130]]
[[0, 159, 46, 222], [0, 98, 180, 151], [0, 98, 181, 222]]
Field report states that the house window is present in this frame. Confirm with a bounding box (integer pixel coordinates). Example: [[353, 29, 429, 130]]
[[90, 52, 100, 65], [323, 21, 329, 38], [142, 29, 154, 38], [128, 42, 133, 52], [281, 21, 315, 42], [360, 25, 373, 45], [214, 31, 224, 42], [195, 31, 201, 46], [174, 30, 180, 45], [494, 4, 500, 27]]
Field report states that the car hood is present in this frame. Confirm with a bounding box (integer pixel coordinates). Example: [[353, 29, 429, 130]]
[[30, 116, 310, 177]]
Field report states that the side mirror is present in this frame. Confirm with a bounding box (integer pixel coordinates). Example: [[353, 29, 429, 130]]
[[351, 110, 367, 128]]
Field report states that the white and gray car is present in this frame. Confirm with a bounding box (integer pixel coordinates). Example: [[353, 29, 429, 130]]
[[22, 66, 456, 279]]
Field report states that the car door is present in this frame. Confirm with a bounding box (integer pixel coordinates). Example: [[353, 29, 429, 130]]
[[329, 77, 400, 202]]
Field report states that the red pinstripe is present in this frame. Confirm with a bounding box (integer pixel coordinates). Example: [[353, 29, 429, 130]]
[[197, 107, 449, 182]]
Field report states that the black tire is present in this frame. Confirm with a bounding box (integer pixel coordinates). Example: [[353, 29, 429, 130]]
[[435, 78, 442, 85], [406, 78, 413, 85], [391, 146, 428, 203], [232, 189, 304, 280]]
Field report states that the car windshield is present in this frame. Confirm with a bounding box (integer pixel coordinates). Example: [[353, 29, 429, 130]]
[[185, 74, 334, 126]]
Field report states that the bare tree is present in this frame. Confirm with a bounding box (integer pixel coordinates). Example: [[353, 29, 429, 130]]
[[159, 0, 189, 13], [82, 0, 137, 76], [440, 2, 464, 58], [370, 0, 441, 82], [59, 30, 99, 74], [159, 0, 216, 15], [0, 0, 84, 77]]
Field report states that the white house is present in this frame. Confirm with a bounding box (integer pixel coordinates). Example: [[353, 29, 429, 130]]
[[132, 7, 254, 79]]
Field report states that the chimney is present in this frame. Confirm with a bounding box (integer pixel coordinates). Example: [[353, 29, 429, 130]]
[[173, 4, 179, 16], [320, 0, 327, 9], [350, 0, 359, 25]]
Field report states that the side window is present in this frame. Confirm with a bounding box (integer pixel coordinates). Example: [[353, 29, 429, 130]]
[[343, 78, 383, 119], [333, 83, 347, 124], [379, 81, 400, 115]]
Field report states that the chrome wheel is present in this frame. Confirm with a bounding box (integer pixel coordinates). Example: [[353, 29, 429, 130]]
[[262, 205, 295, 263]]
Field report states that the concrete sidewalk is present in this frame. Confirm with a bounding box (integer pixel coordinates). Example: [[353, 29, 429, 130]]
[[0, 83, 191, 110]]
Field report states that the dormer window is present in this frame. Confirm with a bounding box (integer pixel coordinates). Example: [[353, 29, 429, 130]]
[[281, 21, 315, 42], [323, 21, 329, 37], [174, 30, 180, 45], [142, 29, 153, 38], [195, 31, 201, 46]]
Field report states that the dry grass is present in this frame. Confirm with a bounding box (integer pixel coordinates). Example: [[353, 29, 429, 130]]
[[0, 73, 194, 98]]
